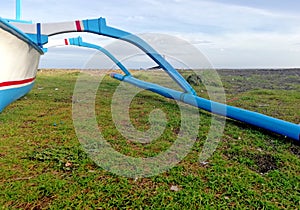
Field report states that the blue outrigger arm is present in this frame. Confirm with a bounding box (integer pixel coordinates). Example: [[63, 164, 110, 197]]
[[11, 18, 196, 95], [65, 37, 130, 76], [12, 17, 300, 141]]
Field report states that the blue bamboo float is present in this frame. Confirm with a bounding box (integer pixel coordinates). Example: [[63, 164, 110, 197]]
[[111, 73, 300, 141]]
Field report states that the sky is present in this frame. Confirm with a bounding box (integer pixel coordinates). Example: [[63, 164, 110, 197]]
[[2, 0, 300, 69]]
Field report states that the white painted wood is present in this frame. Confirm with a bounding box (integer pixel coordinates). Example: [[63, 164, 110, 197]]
[[0, 23, 41, 86]]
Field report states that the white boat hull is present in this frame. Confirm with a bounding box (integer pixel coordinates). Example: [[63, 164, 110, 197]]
[[0, 20, 42, 112]]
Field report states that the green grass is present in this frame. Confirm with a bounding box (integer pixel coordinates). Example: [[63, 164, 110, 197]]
[[0, 69, 299, 209]]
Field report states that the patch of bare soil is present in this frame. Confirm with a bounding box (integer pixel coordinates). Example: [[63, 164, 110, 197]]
[[290, 144, 300, 157], [225, 150, 281, 174], [253, 154, 279, 174]]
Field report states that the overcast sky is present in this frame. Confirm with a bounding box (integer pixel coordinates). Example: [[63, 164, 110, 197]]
[[2, 0, 300, 69]]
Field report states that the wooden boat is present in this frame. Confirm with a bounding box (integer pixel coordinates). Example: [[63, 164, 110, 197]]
[[0, 18, 43, 112]]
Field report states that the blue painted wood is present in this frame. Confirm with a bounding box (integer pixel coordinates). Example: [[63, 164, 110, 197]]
[[111, 73, 300, 141]]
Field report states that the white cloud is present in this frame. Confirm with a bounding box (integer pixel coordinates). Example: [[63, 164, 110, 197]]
[[183, 31, 300, 68]]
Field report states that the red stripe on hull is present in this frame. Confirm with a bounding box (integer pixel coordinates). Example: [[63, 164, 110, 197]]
[[64, 39, 69, 45], [0, 77, 35, 88], [75, 20, 82, 31]]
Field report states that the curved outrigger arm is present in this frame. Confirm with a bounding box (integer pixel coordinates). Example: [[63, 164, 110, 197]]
[[11, 17, 196, 95], [64, 36, 130, 76], [58, 37, 300, 141]]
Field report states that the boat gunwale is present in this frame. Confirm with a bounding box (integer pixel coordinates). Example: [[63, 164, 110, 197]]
[[0, 18, 44, 54]]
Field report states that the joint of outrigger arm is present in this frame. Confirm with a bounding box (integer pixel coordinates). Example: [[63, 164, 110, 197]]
[[81, 17, 107, 34], [68, 36, 83, 46], [110, 73, 131, 81], [26, 23, 48, 48], [36, 23, 48, 47], [36, 23, 41, 46]]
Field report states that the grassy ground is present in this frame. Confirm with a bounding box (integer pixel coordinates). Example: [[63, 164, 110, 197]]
[[0, 69, 299, 209]]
